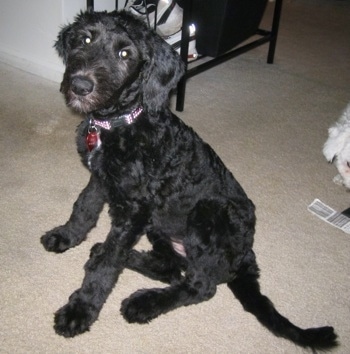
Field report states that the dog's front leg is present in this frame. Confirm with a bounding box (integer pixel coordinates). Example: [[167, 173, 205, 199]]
[[54, 225, 137, 337], [41, 174, 105, 253]]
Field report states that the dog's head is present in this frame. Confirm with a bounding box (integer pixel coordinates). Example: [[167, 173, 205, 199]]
[[55, 10, 185, 115]]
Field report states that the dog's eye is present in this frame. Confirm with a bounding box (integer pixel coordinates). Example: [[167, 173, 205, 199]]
[[83, 36, 92, 45], [118, 50, 129, 59], [347, 162, 350, 168]]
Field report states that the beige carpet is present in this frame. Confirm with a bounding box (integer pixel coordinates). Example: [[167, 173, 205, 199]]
[[1, 1, 350, 353]]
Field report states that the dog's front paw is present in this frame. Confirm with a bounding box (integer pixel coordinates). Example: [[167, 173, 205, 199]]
[[333, 174, 344, 186], [54, 298, 97, 337], [120, 289, 165, 324], [41, 226, 80, 253]]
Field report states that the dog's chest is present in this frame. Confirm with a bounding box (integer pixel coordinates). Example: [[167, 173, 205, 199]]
[[79, 126, 160, 195]]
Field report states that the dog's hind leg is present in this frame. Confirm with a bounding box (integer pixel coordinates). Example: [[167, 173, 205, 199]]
[[121, 201, 238, 323], [121, 228, 234, 325], [41, 175, 106, 253], [120, 261, 217, 324], [126, 249, 185, 284], [126, 232, 186, 283], [227, 250, 338, 351]]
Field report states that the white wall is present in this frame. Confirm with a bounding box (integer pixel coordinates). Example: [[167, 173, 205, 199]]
[[0, 0, 118, 83]]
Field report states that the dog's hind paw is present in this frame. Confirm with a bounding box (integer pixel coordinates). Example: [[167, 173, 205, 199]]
[[121, 289, 166, 324], [54, 298, 97, 337]]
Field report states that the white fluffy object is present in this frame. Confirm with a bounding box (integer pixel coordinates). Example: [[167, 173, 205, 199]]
[[323, 103, 350, 189]]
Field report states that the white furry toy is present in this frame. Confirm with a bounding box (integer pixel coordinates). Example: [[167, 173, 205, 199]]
[[323, 103, 350, 189]]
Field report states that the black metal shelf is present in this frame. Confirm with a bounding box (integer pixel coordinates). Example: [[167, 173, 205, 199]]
[[176, 0, 283, 111]]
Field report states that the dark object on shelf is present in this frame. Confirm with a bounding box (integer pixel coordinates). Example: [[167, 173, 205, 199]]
[[177, 0, 283, 111], [192, 0, 268, 57]]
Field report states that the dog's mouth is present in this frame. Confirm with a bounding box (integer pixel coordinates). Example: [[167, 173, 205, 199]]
[[65, 90, 97, 113]]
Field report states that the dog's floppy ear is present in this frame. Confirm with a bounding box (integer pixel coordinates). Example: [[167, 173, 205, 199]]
[[140, 35, 185, 114], [54, 23, 73, 64]]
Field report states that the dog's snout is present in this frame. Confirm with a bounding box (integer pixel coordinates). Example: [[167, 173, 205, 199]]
[[71, 76, 94, 96]]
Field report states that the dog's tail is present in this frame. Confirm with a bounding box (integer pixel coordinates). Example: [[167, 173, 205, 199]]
[[227, 251, 338, 351]]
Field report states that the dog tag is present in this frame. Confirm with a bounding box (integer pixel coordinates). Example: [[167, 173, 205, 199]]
[[86, 126, 101, 152]]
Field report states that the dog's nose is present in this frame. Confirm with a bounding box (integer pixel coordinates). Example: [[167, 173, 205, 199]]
[[71, 76, 94, 96]]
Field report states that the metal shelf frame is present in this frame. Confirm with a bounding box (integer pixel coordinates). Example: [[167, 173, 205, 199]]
[[176, 0, 283, 111]]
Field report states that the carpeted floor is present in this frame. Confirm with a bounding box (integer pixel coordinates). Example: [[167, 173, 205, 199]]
[[1, 1, 349, 353]]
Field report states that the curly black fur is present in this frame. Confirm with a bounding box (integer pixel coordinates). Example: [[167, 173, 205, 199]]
[[41, 10, 338, 350]]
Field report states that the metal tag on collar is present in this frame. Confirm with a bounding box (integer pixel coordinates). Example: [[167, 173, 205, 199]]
[[86, 119, 101, 152]]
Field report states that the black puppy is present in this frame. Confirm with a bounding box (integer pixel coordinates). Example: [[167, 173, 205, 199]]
[[41, 10, 337, 350]]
